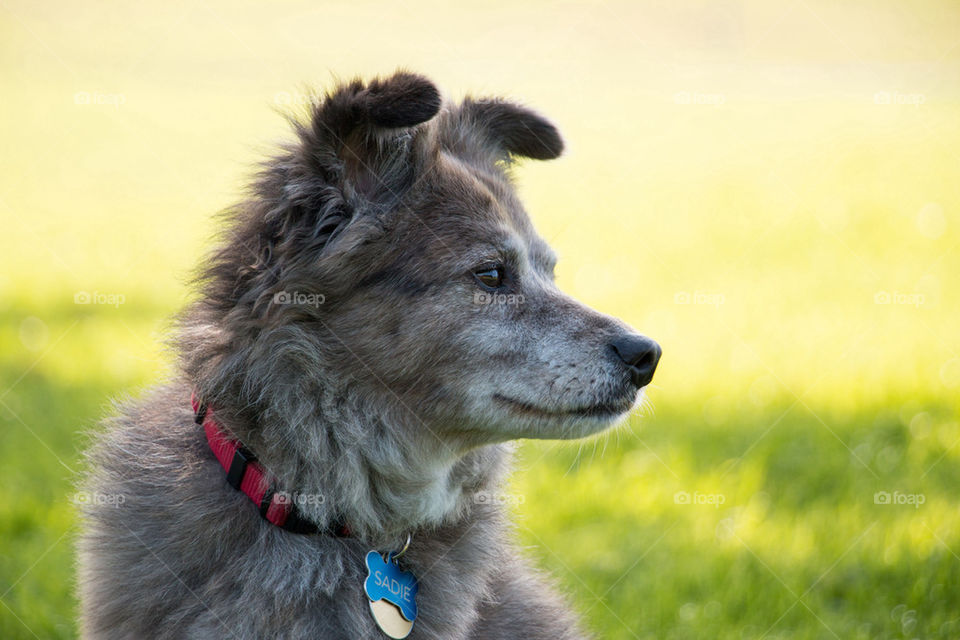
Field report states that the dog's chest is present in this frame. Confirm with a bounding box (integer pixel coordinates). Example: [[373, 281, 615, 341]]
[[246, 526, 497, 640], [350, 541, 493, 640]]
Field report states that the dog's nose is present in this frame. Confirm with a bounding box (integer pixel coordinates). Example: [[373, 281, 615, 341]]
[[610, 334, 662, 388]]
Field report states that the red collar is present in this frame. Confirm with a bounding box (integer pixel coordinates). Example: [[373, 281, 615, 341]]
[[191, 393, 349, 536]]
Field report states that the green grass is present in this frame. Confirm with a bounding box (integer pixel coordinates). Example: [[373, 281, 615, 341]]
[[513, 401, 960, 639], [3, 0, 960, 638]]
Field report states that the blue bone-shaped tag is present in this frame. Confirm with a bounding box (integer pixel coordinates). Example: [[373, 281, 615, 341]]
[[364, 551, 418, 622]]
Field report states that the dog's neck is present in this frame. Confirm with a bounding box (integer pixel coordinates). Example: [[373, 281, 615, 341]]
[[180, 311, 513, 545], [197, 377, 511, 546]]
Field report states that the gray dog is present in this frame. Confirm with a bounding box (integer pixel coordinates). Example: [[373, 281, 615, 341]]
[[77, 71, 661, 639]]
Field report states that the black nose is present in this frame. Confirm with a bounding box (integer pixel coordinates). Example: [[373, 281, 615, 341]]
[[610, 334, 662, 388]]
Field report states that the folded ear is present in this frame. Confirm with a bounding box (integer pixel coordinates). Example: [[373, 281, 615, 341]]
[[289, 71, 442, 206], [460, 97, 564, 161], [247, 72, 440, 263], [311, 70, 441, 134], [361, 72, 442, 129], [201, 73, 441, 319]]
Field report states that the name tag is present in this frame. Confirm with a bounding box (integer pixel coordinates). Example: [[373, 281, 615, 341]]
[[364, 550, 419, 638]]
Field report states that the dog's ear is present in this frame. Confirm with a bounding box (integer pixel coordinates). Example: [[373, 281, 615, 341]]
[[254, 72, 440, 250], [299, 71, 441, 204], [359, 72, 442, 129], [311, 70, 441, 133], [461, 98, 564, 161], [205, 73, 442, 318]]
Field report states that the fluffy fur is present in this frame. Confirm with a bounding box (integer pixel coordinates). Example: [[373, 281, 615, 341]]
[[77, 71, 660, 639]]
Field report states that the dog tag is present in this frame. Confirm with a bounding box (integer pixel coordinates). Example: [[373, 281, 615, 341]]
[[364, 550, 418, 638]]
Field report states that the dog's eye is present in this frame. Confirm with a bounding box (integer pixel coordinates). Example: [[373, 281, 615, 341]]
[[473, 265, 504, 289]]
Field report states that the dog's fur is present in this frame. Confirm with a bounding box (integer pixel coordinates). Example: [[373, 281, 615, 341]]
[[77, 72, 659, 639]]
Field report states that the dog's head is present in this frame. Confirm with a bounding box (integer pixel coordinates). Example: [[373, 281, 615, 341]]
[[194, 71, 660, 447]]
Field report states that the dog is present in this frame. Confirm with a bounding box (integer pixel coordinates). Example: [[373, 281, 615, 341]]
[[77, 71, 661, 639]]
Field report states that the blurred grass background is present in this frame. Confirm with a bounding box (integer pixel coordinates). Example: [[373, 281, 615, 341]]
[[2, 0, 959, 638]]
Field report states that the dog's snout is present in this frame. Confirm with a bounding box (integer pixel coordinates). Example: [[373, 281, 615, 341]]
[[609, 335, 662, 389]]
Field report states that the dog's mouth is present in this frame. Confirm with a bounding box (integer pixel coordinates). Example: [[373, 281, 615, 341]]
[[492, 393, 633, 420]]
